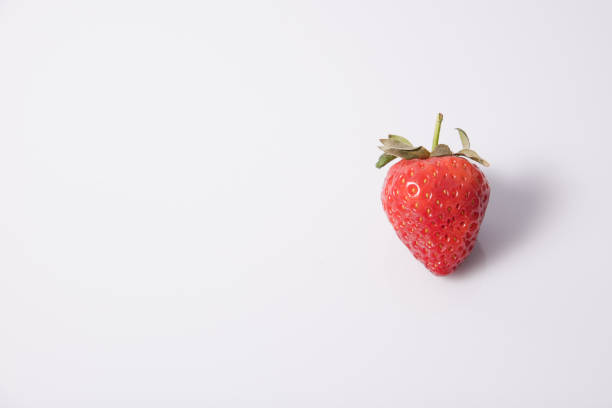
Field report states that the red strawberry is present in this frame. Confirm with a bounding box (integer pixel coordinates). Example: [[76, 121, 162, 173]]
[[376, 114, 490, 276]]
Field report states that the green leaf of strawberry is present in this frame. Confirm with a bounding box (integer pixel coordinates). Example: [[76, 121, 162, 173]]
[[375, 153, 397, 168], [375, 115, 489, 168], [430, 144, 453, 157], [388, 134, 413, 146], [455, 128, 470, 150], [455, 149, 490, 167]]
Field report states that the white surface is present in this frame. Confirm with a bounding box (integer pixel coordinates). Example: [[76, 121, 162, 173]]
[[1, 1, 611, 406]]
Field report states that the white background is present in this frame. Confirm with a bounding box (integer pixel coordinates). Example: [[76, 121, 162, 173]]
[[1, 0, 611, 406]]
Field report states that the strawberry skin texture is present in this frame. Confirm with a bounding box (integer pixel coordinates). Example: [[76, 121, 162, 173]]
[[382, 156, 490, 275]]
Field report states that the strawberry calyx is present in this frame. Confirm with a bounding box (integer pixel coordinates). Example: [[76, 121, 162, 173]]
[[375, 113, 490, 168]]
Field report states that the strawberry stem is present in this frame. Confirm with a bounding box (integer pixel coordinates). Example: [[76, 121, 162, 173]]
[[432, 113, 443, 151]]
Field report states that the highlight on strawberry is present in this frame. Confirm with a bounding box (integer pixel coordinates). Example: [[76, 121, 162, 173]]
[[376, 114, 490, 276]]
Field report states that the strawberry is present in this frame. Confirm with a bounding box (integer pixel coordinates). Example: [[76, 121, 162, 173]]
[[376, 114, 490, 276]]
